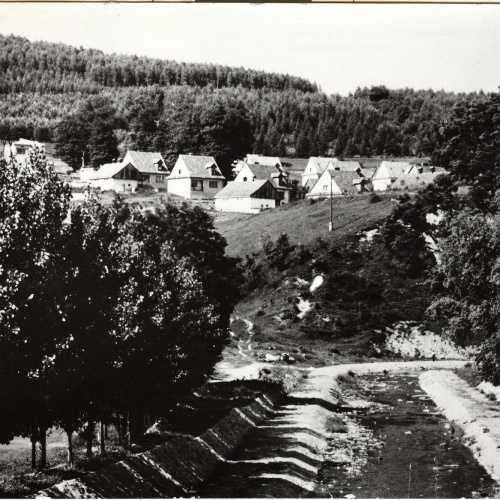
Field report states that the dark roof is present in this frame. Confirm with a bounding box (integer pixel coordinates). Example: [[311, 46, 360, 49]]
[[92, 162, 132, 179], [304, 178, 317, 191], [179, 155, 225, 179], [327, 170, 359, 194], [281, 158, 310, 171], [126, 151, 167, 174], [246, 164, 286, 181], [329, 160, 362, 172], [215, 180, 270, 199]]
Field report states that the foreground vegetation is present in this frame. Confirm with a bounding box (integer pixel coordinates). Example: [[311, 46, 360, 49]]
[[0, 149, 239, 472]]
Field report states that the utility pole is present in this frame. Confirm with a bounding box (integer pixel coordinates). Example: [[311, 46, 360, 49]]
[[329, 172, 333, 231]]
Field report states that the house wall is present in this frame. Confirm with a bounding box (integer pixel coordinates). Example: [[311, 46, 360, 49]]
[[372, 165, 395, 191], [234, 165, 256, 182], [215, 197, 276, 214], [301, 158, 320, 186], [307, 172, 342, 198], [167, 177, 192, 198], [90, 178, 139, 193], [372, 178, 394, 191], [189, 179, 224, 199], [142, 174, 169, 189]]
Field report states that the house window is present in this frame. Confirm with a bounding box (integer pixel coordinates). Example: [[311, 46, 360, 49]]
[[323, 185, 328, 191], [156, 176, 164, 183], [179, 169, 182, 174], [243, 177, 247, 182], [191, 180, 203, 191], [209, 181, 218, 188]]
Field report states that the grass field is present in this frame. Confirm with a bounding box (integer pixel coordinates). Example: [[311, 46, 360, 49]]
[[214, 193, 397, 258]]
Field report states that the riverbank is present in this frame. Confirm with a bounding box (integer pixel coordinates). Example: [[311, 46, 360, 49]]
[[421, 370, 500, 483]]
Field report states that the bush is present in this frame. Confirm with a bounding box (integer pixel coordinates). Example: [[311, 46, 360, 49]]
[[370, 193, 382, 203]]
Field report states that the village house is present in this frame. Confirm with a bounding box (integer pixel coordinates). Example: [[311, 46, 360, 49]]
[[214, 180, 281, 214], [372, 161, 411, 191], [301, 157, 338, 188], [84, 162, 143, 193], [244, 154, 283, 169], [390, 165, 447, 191], [122, 150, 169, 189], [306, 170, 367, 199], [167, 154, 225, 199], [233, 162, 291, 204], [4, 138, 45, 163]]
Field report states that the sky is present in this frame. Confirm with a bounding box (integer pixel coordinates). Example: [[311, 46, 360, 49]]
[[0, 3, 499, 96]]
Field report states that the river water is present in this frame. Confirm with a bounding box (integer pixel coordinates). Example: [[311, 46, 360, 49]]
[[318, 372, 497, 498], [201, 371, 497, 498]]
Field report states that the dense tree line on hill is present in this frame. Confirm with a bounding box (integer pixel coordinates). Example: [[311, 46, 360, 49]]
[[0, 35, 488, 167], [0, 148, 239, 469], [0, 34, 317, 94]]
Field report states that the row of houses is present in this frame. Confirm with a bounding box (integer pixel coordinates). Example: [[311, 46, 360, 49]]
[[302, 157, 446, 198], [80, 152, 292, 214], [4, 140, 447, 214]]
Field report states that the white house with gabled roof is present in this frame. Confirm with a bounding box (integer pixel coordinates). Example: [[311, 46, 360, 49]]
[[301, 157, 338, 187], [122, 150, 169, 189], [215, 179, 281, 214], [167, 155, 225, 199], [233, 162, 291, 204], [372, 161, 411, 191], [85, 162, 143, 193]]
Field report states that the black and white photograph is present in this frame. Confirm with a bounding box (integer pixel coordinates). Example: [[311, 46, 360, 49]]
[[0, 2, 499, 498]]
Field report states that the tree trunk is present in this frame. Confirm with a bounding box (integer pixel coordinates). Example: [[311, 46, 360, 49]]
[[38, 428, 47, 470], [86, 422, 94, 458], [30, 429, 37, 471], [104, 423, 108, 440], [66, 430, 75, 467], [100, 421, 105, 454], [128, 405, 144, 446]]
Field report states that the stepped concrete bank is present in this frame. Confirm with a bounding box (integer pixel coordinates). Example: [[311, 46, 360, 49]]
[[38, 360, 475, 498], [420, 370, 500, 482], [36, 391, 283, 498]]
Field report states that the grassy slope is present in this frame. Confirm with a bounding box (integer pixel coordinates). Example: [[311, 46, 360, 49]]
[[216, 193, 433, 368], [214, 194, 395, 258]]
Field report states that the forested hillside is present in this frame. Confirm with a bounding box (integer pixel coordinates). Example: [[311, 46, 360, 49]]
[[0, 34, 489, 168]]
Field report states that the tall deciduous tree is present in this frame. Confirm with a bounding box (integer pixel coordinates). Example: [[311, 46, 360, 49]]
[[0, 148, 70, 468]]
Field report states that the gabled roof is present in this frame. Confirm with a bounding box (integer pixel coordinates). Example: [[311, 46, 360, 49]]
[[378, 161, 411, 179], [304, 178, 317, 191], [215, 180, 270, 199], [281, 158, 309, 171], [245, 154, 282, 167], [404, 165, 447, 175], [326, 170, 359, 194], [308, 157, 339, 174], [359, 168, 376, 179], [91, 162, 140, 180], [178, 155, 225, 179], [328, 160, 362, 172], [126, 150, 167, 174], [244, 164, 287, 181]]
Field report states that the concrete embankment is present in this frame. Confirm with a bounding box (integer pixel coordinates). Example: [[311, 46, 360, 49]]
[[420, 370, 500, 482], [36, 391, 283, 498], [38, 360, 473, 498]]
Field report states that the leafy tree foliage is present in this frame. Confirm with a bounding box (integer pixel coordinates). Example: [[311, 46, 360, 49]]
[[54, 96, 119, 170], [0, 150, 237, 464], [433, 91, 500, 211]]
